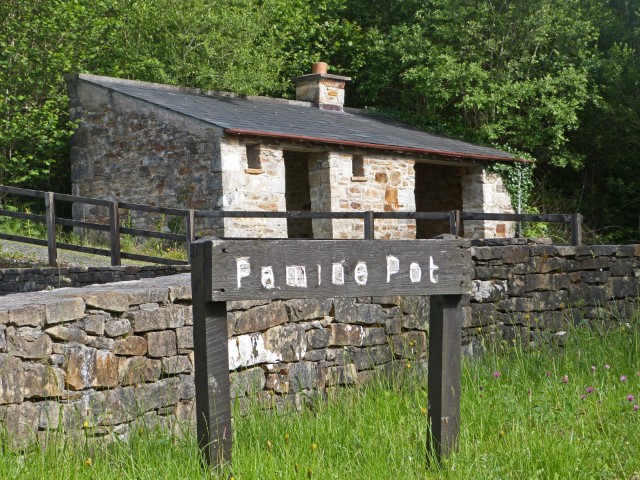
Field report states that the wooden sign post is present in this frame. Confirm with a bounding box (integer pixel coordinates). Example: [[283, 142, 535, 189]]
[[191, 238, 472, 467]]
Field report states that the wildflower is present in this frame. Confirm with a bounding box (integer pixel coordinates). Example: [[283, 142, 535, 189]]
[[406, 362, 412, 369], [580, 395, 587, 400], [311, 442, 318, 451], [627, 394, 635, 402], [499, 430, 506, 438], [605, 364, 610, 370], [586, 387, 594, 394], [83, 421, 89, 429], [85, 458, 92, 467], [562, 375, 569, 384], [493, 371, 501, 378], [634, 405, 639, 412], [621, 375, 627, 382], [545, 371, 551, 378], [591, 366, 596, 373], [284, 433, 290, 442], [266, 440, 273, 450], [420, 407, 428, 415]]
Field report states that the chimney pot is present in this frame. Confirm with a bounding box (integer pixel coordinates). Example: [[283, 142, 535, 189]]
[[312, 62, 328, 74]]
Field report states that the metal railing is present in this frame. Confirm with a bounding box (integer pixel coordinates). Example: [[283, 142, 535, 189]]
[[0, 185, 583, 267]]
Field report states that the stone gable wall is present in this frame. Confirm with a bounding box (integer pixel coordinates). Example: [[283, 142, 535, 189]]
[[3, 241, 637, 447]]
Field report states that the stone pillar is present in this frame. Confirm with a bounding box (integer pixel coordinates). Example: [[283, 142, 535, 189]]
[[219, 139, 287, 238], [461, 167, 515, 239]]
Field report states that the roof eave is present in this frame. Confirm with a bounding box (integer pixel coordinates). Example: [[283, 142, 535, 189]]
[[224, 128, 533, 164]]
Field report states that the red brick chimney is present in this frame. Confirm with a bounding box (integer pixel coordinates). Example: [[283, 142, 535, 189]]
[[293, 62, 351, 112]]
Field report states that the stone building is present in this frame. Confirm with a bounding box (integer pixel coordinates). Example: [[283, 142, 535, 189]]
[[67, 63, 526, 240]]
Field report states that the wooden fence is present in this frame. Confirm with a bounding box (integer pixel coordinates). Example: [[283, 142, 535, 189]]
[[0, 185, 583, 267]]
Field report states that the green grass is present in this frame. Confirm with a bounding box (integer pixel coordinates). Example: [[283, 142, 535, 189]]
[[2, 317, 640, 479]]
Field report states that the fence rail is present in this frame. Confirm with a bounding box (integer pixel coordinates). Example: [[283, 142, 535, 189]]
[[0, 185, 583, 267]]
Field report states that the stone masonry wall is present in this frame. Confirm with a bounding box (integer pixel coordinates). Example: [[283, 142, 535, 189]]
[[0, 265, 191, 296], [68, 79, 224, 234], [3, 241, 637, 447]]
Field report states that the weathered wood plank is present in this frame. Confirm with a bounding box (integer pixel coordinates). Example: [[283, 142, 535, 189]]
[[428, 294, 463, 460], [191, 241, 232, 466], [201, 238, 471, 301]]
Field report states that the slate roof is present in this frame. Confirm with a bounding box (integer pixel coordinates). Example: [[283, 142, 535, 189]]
[[77, 74, 522, 162]]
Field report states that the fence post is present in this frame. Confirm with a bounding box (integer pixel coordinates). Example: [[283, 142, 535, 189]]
[[449, 210, 461, 236], [186, 209, 195, 263], [44, 192, 57, 267], [363, 211, 374, 240], [109, 200, 121, 266], [571, 213, 583, 246]]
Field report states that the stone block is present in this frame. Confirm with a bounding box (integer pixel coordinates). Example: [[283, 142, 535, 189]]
[[362, 327, 387, 346], [230, 366, 265, 398], [529, 256, 566, 274], [89, 387, 138, 425], [0, 325, 6, 353], [84, 314, 107, 335], [45, 325, 88, 344], [162, 355, 192, 375], [38, 400, 63, 431], [168, 284, 192, 302], [400, 296, 429, 317], [118, 356, 162, 385], [0, 354, 24, 404], [354, 345, 392, 370], [528, 290, 570, 310], [23, 363, 64, 398], [391, 331, 427, 359], [127, 288, 168, 306], [0, 311, 8, 325], [86, 336, 115, 350], [501, 246, 530, 264], [609, 277, 639, 299], [471, 246, 501, 261], [326, 364, 357, 386], [579, 271, 611, 284], [610, 261, 633, 276], [136, 377, 183, 412], [65, 345, 118, 390], [229, 301, 288, 335], [329, 324, 365, 346], [45, 299, 85, 324], [264, 324, 306, 362], [104, 318, 133, 338], [265, 373, 289, 394], [467, 303, 499, 327], [176, 326, 193, 349], [471, 280, 508, 303], [306, 329, 331, 348], [129, 304, 186, 332], [575, 257, 611, 271], [146, 331, 177, 358], [84, 291, 129, 313], [285, 298, 331, 321], [569, 284, 608, 305], [525, 274, 572, 292], [113, 336, 147, 356], [385, 316, 402, 334], [7, 327, 53, 359], [0, 403, 39, 449], [288, 361, 325, 392], [8, 305, 46, 327]]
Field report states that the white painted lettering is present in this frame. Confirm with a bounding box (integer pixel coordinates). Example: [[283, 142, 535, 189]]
[[236, 257, 251, 289], [286, 266, 307, 287], [317, 265, 322, 286], [386, 255, 399, 282], [354, 262, 368, 285], [429, 256, 439, 283], [261, 266, 274, 289], [332, 262, 345, 285], [410, 262, 422, 283]]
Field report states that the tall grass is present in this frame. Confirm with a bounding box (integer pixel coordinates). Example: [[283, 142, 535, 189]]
[[2, 314, 639, 479]]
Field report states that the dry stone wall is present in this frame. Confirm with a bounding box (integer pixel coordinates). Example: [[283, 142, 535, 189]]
[[0, 265, 190, 296], [1, 240, 638, 448]]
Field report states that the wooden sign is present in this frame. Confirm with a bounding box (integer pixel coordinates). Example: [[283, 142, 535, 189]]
[[199, 238, 471, 301], [191, 238, 472, 469]]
